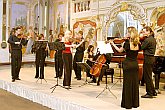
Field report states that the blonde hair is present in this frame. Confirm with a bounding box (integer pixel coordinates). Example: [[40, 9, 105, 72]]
[[127, 26, 140, 47]]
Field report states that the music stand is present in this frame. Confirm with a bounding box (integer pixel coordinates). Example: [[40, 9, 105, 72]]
[[76, 62, 91, 87], [34, 40, 48, 84], [50, 41, 66, 93], [95, 41, 117, 98], [110, 56, 124, 89]]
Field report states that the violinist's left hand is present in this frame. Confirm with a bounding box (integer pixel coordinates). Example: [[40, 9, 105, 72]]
[[109, 39, 114, 45]]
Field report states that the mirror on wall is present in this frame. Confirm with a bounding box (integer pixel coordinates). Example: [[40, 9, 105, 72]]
[[107, 11, 143, 38]]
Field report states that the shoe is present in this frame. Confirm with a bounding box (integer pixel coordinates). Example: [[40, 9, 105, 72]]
[[15, 78, 21, 80], [77, 78, 81, 80], [97, 83, 100, 86], [35, 76, 39, 78], [141, 94, 153, 98], [54, 76, 59, 78], [153, 92, 157, 96], [12, 79, 15, 82], [74, 77, 78, 79], [89, 80, 96, 83], [64, 86, 71, 90], [140, 83, 145, 86], [155, 89, 161, 94], [59, 76, 62, 79]]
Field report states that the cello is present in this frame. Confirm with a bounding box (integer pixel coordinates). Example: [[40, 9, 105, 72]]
[[90, 54, 106, 77]]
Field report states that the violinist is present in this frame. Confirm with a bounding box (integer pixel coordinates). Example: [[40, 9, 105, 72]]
[[73, 31, 86, 80], [62, 30, 76, 89], [8, 27, 28, 82], [110, 26, 140, 109], [54, 33, 64, 79], [140, 26, 157, 98], [33, 34, 48, 79]]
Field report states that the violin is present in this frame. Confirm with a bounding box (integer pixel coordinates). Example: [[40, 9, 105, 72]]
[[139, 35, 147, 42], [68, 37, 81, 43], [90, 54, 106, 77]]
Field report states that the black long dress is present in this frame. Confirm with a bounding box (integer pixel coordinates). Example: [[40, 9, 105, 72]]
[[121, 40, 139, 109]]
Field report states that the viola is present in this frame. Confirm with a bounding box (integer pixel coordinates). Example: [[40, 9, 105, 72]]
[[90, 54, 106, 77]]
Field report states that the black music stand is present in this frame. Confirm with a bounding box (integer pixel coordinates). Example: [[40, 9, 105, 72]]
[[110, 56, 124, 89], [76, 62, 91, 87], [50, 41, 66, 93], [96, 41, 116, 98], [34, 40, 48, 84]]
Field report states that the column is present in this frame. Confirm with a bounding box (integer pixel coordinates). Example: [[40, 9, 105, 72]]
[[44, 0, 49, 39], [27, 5, 31, 28], [0, 0, 3, 44], [6, 0, 11, 41], [65, 0, 71, 30]]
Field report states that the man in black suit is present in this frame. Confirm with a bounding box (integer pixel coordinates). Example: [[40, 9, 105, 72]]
[[8, 27, 27, 82], [141, 26, 157, 98], [54, 33, 64, 79]]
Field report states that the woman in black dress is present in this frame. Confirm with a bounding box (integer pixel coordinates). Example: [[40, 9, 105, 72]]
[[110, 26, 140, 109]]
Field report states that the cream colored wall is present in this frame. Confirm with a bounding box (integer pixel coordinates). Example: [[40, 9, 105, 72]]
[[70, 0, 165, 40]]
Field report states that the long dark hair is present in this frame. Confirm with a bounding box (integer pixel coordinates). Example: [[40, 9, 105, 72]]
[[87, 45, 94, 53]]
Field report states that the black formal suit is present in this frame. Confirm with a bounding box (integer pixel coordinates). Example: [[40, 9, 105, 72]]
[[32, 41, 47, 79], [141, 35, 156, 96], [54, 39, 64, 78], [8, 35, 27, 80], [73, 41, 85, 80]]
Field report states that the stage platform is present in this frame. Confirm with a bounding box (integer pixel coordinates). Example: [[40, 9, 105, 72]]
[[0, 65, 165, 110]]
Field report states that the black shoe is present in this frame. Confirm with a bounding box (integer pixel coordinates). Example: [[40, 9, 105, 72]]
[[155, 89, 161, 94], [54, 76, 59, 78], [89, 79, 96, 83], [59, 76, 62, 79], [153, 92, 157, 96], [12, 79, 15, 82], [140, 83, 145, 86], [97, 83, 100, 86], [77, 78, 81, 80], [74, 77, 78, 79], [141, 94, 153, 98], [35, 76, 39, 78], [15, 78, 21, 80]]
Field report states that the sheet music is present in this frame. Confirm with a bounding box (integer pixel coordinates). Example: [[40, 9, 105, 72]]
[[97, 41, 114, 54]]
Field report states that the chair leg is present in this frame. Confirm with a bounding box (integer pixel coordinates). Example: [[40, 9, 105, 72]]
[[111, 74, 113, 83]]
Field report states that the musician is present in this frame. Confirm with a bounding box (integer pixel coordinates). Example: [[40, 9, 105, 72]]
[[110, 27, 140, 109], [33, 34, 48, 79], [54, 33, 64, 79], [153, 26, 165, 94], [73, 31, 86, 80], [140, 26, 157, 98], [85, 45, 110, 86], [8, 27, 28, 82], [62, 30, 76, 89], [86, 45, 96, 82]]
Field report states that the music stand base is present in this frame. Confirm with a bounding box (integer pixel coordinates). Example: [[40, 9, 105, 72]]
[[36, 78, 47, 84], [111, 77, 123, 89], [96, 84, 117, 99], [79, 80, 92, 87], [50, 84, 65, 93]]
